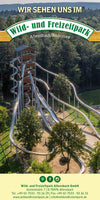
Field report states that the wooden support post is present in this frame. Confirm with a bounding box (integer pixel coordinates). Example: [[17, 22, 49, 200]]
[[47, 90, 48, 105], [76, 111, 77, 123], [78, 101, 79, 109], [10, 141, 12, 152], [46, 155, 47, 161], [77, 101, 79, 117], [31, 154, 33, 162], [19, 96, 22, 116], [74, 95, 75, 107], [47, 73, 49, 85], [17, 101, 20, 117], [16, 147, 18, 160], [15, 113, 17, 124], [88, 110, 90, 120], [52, 96, 54, 110], [32, 85, 33, 107], [63, 104, 65, 120], [69, 96, 70, 105]]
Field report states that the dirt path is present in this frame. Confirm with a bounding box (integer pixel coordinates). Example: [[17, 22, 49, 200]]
[[31, 130, 80, 174], [50, 153, 80, 174], [32, 130, 49, 162], [79, 125, 99, 148]]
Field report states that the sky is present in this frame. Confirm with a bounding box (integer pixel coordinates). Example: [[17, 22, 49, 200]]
[[0, 0, 100, 5]]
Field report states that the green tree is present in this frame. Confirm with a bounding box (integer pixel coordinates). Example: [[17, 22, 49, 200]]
[[29, 160, 52, 173], [92, 43, 100, 86], [6, 15, 14, 27], [70, 64, 81, 85], [17, 107, 42, 150], [48, 121, 86, 171], [50, 38, 80, 79], [24, 15, 30, 20], [0, 41, 15, 96], [52, 73, 71, 101], [76, 41, 94, 88], [0, 17, 6, 30], [0, 106, 8, 133], [15, 15, 23, 23], [88, 142, 100, 173]]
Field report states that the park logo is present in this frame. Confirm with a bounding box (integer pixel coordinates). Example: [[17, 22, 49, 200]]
[[0, 18, 100, 42], [6, 18, 94, 40]]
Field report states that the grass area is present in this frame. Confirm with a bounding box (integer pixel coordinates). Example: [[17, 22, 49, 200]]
[[48, 88, 100, 134], [48, 89, 100, 135], [78, 89, 100, 105], [79, 106, 100, 134], [64, 105, 100, 135], [0, 129, 10, 166], [0, 154, 24, 173], [0, 129, 24, 173], [78, 89, 100, 134], [0, 97, 27, 173], [0, 126, 24, 173], [61, 89, 100, 134]]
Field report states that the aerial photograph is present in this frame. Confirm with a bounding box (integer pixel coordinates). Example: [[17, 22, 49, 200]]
[[0, 0, 100, 175]]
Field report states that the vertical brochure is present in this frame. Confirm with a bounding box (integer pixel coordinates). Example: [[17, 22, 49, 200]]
[[0, 0, 100, 200]]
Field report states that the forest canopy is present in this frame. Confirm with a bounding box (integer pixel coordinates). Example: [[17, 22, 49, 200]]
[[0, 10, 100, 97]]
